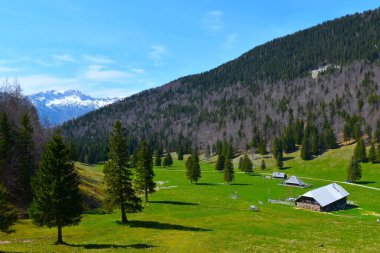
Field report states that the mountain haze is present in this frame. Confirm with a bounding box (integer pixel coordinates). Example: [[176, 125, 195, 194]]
[[62, 8, 380, 163]]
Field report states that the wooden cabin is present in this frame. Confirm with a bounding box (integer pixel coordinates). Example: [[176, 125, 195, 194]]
[[296, 183, 349, 212]]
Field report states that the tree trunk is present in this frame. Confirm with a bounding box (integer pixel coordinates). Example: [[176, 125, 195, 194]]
[[121, 205, 128, 224], [56, 225, 63, 244]]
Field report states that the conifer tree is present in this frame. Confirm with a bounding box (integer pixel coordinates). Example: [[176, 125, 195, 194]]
[[177, 145, 184, 160], [186, 150, 201, 184], [135, 142, 155, 203], [205, 144, 211, 161], [353, 138, 367, 162], [238, 157, 244, 171], [376, 143, 380, 163], [243, 154, 253, 174], [223, 145, 234, 184], [163, 152, 173, 167], [368, 143, 376, 163], [300, 136, 312, 160], [154, 150, 162, 166], [324, 127, 338, 149], [375, 120, 380, 143], [260, 159, 266, 170], [282, 125, 295, 153], [0, 184, 18, 232], [272, 137, 283, 169], [258, 137, 267, 155], [17, 113, 34, 204], [0, 113, 11, 174], [103, 121, 142, 224], [215, 153, 225, 172], [29, 130, 82, 244], [294, 119, 304, 145], [347, 156, 361, 183]]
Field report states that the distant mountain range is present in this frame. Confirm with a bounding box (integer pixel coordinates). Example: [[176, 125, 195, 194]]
[[29, 90, 118, 126]]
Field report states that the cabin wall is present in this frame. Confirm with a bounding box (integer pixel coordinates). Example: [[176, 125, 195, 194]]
[[322, 197, 347, 211], [296, 202, 322, 212]]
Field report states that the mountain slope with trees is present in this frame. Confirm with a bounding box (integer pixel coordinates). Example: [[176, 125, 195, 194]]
[[62, 8, 380, 163]]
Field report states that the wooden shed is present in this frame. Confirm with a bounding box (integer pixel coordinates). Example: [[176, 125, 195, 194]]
[[295, 183, 349, 212]]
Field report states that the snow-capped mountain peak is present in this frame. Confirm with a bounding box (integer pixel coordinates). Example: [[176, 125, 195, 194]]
[[29, 90, 119, 126]]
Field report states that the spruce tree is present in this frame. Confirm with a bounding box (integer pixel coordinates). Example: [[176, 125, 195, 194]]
[[272, 137, 283, 169], [375, 120, 380, 143], [258, 137, 267, 155], [377, 143, 380, 163], [353, 138, 367, 162], [189, 150, 201, 183], [223, 145, 234, 184], [0, 113, 11, 174], [0, 184, 18, 232], [215, 153, 225, 172], [347, 156, 361, 183], [368, 143, 376, 163], [260, 159, 266, 170], [185, 155, 194, 182], [205, 144, 211, 161], [238, 157, 244, 171], [177, 145, 184, 160], [29, 130, 82, 244], [103, 121, 142, 224], [17, 113, 34, 204], [154, 150, 162, 166], [243, 154, 253, 174], [163, 152, 173, 167], [324, 127, 338, 149], [300, 136, 312, 160], [135, 142, 155, 203]]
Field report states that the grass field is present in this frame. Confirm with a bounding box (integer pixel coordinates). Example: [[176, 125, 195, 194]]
[[1, 144, 379, 252]]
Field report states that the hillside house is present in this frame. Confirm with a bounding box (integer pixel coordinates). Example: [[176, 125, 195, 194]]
[[273, 172, 287, 179], [295, 183, 349, 212]]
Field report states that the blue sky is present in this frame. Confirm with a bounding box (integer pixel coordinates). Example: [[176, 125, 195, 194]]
[[1, 1, 379, 98]]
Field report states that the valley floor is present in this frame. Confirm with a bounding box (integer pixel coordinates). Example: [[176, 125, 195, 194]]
[[1, 144, 379, 252]]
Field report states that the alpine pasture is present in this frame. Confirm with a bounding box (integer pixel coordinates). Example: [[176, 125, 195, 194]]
[[1, 144, 379, 253]]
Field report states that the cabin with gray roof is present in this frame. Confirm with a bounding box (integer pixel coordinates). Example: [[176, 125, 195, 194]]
[[284, 176, 306, 187], [295, 183, 349, 212], [272, 172, 287, 179]]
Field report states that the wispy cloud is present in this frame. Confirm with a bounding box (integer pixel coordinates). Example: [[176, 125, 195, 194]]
[[222, 33, 237, 50], [53, 54, 76, 63], [149, 45, 167, 65], [83, 65, 134, 83], [82, 55, 114, 64], [0, 66, 20, 73], [203, 10, 223, 31]]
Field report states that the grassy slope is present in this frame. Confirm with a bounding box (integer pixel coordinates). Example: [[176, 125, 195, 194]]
[[1, 146, 379, 253]]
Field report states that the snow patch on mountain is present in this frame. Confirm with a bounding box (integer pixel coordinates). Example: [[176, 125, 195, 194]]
[[29, 90, 119, 126]]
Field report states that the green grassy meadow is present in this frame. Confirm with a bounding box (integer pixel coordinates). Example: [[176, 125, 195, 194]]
[[1, 144, 379, 252]]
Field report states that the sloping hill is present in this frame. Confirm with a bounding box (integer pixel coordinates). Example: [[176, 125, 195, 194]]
[[62, 8, 380, 163]]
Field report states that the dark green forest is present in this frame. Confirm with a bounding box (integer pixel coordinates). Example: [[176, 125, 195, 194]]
[[61, 8, 380, 163]]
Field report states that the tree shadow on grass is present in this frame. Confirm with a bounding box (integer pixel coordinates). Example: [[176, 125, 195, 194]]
[[196, 182, 217, 186], [66, 242, 157, 249], [149, 200, 199, 206], [231, 183, 251, 186], [355, 181, 376, 185], [279, 166, 292, 170], [283, 157, 294, 161], [117, 220, 211, 232]]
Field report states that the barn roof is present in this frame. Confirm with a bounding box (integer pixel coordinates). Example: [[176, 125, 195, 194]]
[[298, 183, 349, 207], [285, 176, 306, 186]]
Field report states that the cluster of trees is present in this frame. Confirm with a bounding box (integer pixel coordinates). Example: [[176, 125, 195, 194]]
[[214, 141, 235, 184], [238, 154, 253, 174]]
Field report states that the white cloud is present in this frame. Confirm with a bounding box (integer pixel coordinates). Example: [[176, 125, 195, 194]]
[[130, 68, 145, 74], [149, 45, 166, 60], [0, 66, 20, 73], [223, 33, 237, 50], [82, 55, 114, 64], [13, 74, 77, 94], [83, 65, 134, 82], [53, 54, 76, 63], [204, 10, 223, 31]]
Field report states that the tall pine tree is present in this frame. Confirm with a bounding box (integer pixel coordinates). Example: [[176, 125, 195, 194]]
[[135, 141, 155, 203], [353, 138, 367, 162], [29, 130, 82, 244], [17, 113, 34, 205], [223, 145, 234, 184], [347, 156, 361, 183], [154, 150, 162, 166], [103, 121, 142, 224], [186, 150, 201, 184], [0, 184, 18, 232]]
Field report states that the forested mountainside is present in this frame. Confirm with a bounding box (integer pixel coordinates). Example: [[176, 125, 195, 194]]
[[62, 8, 380, 163], [0, 86, 45, 208]]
